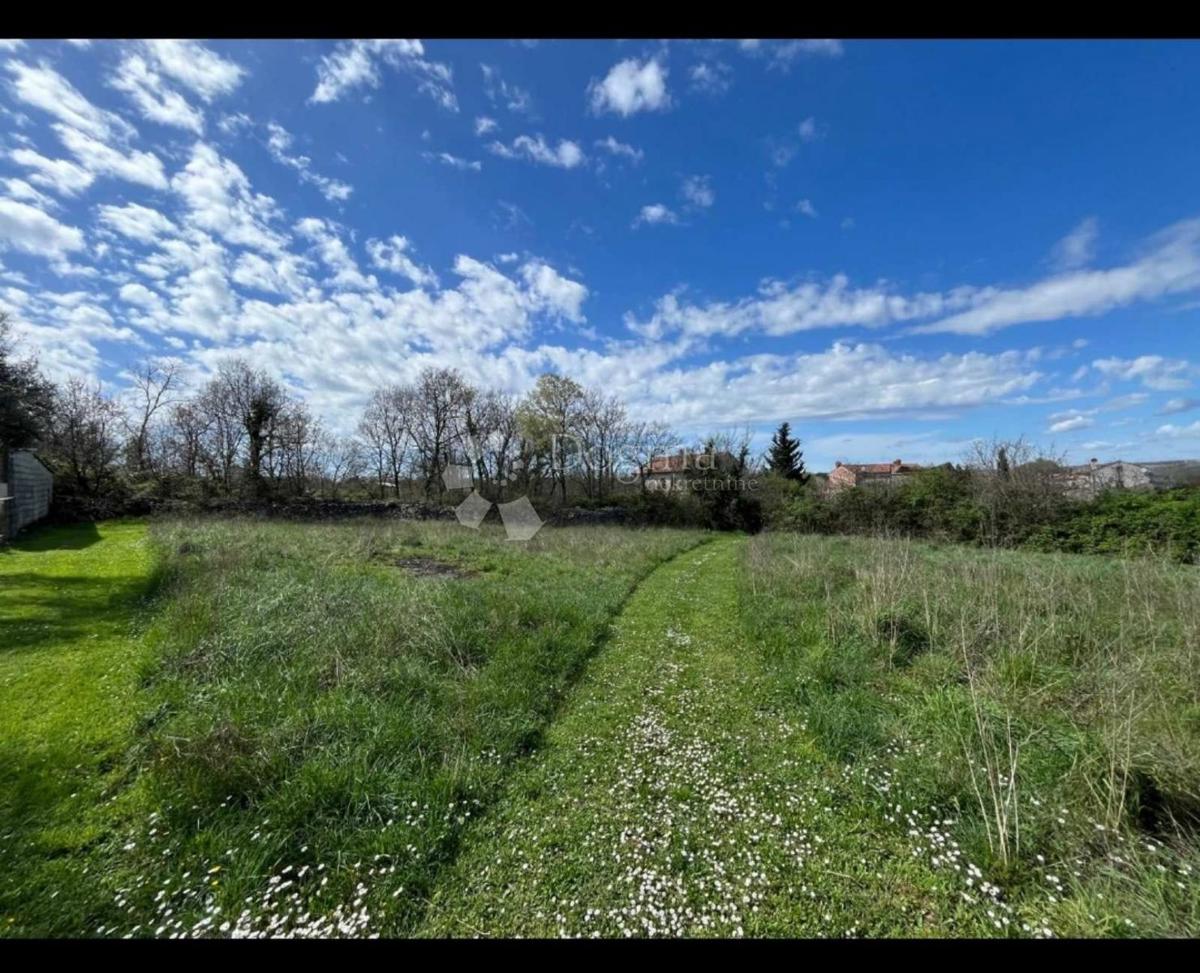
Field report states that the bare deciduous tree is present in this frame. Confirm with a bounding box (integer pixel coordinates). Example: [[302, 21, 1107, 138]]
[[359, 384, 414, 498], [208, 359, 289, 498], [122, 358, 183, 476], [411, 367, 473, 498], [319, 434, 367, 499], [629, 420, 680, 493], [963, 435, 1069, 545], [45, 378, 124, 497]]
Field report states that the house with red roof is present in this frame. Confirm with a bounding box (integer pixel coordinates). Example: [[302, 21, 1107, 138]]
[[826, 458, 922, 492]]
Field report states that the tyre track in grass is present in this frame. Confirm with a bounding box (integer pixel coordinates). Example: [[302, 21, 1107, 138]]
[[419, 534, 1013, 938]]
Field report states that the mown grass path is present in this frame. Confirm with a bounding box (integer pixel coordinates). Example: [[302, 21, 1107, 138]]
[[0, 521, 157, 935], [421, 534, 986, 938]]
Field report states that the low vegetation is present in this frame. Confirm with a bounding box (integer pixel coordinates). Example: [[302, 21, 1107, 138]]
[[0, 518, 705, 937], [740, 532, 1200, 935], [0, 522, 160, 938], [1026, 487, 1200, 562], [3, 514, 1198, 938], [765, 464, 1200, 563], [423, 537, 1006, 937]]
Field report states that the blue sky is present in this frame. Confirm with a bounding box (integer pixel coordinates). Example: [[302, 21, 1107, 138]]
[[2, 37, 1199, 470]]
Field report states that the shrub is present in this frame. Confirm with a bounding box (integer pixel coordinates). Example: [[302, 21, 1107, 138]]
[[768, 464, 1200, 564], [1027, 488, 1200, 563]]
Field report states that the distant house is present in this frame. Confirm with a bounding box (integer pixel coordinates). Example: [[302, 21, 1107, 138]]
[[826, 458, 923, 492], [1062, 458, 1200, 500], [0, 449, 54, 542], [645, 449, 735, 493]]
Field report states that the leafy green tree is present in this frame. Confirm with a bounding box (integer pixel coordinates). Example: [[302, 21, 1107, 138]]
[[517, 373, 586, 503], [692, 432, 763, 532], [765, 421, 808, 483], [0, 313, 54, 452]]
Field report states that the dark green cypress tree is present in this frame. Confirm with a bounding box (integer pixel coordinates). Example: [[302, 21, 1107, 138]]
[[766, 421, 808, 483]]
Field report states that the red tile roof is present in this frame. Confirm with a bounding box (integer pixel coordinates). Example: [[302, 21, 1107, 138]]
[[840, 463, 899, 475], [829, 459, 923, 481]]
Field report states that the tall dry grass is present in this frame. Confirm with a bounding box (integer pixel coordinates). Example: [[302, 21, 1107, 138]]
[[740, 530, 1200, 933]]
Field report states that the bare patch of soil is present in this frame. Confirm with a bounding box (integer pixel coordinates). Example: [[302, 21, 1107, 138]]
[[390, 555, 475, 579]]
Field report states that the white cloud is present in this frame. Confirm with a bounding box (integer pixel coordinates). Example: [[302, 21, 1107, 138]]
[[480, 64, 532, 114], [474, 116, 499, 136], [0, 197, 85, 261], [805, 430, 971, 469], [488, 134, 585, 169], [96, 202, 178, 243], [118, 282, 164, 309], [172, 142, 288, 255], [1092, 354, 1194, 391], [265, 122, 353, 201], [588, 58, 670, 117], [1158, 397, 1200, 416], [109, 52, 205, 134], [1100, 392, 1150, 412], [1047, 413, 1094, 433], [5, 60, 136, 141], [310, 39, 456, 111], [217, 112, 253, 135], [795, 198, 818, 219], [366, 235, 438, 289], [633, 204, 679, 228], [767, 138, 797, 169], [294, 217, 376, 291], [494, 200, 531, 231], [229, 251, 310, 299], [2, 177, 56, 209], [140, 40, 245, 101], [627, 275, 978, 339], [1050, 216, 1099, 270], [519, 260, 588, 323], [423, 151, 482, 172], [681, 175, 714, 209], [54, 124, 168, 189], [914, 218, 1200, 335], [311, 40, 406, 102], [1154, 420, 1200, 439], [583, 340, 1040, 432], [797, 116, 824, 142], [4, 293, 138, 379], [738, 39, 844, 68], [688, 61, 732, 95], [595, 136, 643, 163]]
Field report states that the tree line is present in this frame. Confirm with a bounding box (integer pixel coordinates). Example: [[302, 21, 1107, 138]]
[[13, 313, 1170, 551], [1, 313, 707, 509]]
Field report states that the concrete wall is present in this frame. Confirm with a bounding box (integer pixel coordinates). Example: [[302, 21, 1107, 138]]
[[2, 450, 53, 540]]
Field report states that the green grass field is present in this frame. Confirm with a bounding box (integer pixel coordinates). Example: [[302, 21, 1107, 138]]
[[2, 518, 1198, 937], [0, 521, 160, 938]]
